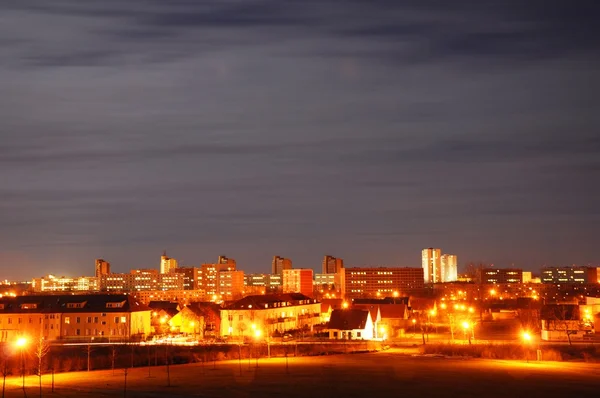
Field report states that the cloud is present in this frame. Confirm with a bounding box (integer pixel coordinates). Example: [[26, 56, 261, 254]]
[[0, 0, 599, 278]]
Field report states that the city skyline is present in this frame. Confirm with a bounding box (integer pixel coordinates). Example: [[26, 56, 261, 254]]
[[1, 1, 599, 280]]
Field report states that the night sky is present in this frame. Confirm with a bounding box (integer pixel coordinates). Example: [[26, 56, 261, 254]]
[[1, 1, 599, 280]]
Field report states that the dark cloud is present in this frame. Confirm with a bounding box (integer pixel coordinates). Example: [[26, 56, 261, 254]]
[[0, 0, 599, 279]]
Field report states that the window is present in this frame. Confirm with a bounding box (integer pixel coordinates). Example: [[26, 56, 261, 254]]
[[357, 332, 361, 338], [76, 329, 81, 336], [121, 316, 126, 323], [87, 317, 92, 323], [76, 317, 81, 324], [18, 318, 22, 324], [94, 317, 99, 323], [115, 317, 120, 324], [29, 318, 32, 324], [238, 315, 243, 321], [64, 317, 70, 324]]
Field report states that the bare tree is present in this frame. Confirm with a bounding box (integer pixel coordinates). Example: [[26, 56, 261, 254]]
[[34, 337, 50, 398], [110, 345, 118, 375], [1, 344, 9, 398], [543, 305, 578, 345]]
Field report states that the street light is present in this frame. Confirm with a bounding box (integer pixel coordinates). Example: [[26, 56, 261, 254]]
[[342, 302, 349, 309], [462, 321, 471, 345], [411, 318, 416, 333], [522, 331, 532, 362], [15, 337, 27, 391]]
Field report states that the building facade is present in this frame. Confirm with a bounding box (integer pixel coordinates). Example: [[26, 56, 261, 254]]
[[344, 267, 424, 299], [282, 269, 314, 297], [271, 256, 292, 275], [476, 268, 523, 284], [31, 275, 100, 293], [322, 255, 344, 274], [0, 294, 151, 342], [244, 274, 282, 293], [160, 253, 178, 274], [422, 248, 441, 283], [95, 259, 111, 278], [541, 267, 599, 284], [440, 254, 458, 282], [220, 293, 321, 339]]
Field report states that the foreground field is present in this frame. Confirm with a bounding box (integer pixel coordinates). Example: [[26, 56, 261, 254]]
[[3, 349, 600, 397]]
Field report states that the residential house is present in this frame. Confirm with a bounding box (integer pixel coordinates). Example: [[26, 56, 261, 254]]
[[327, 309, 373, 340]]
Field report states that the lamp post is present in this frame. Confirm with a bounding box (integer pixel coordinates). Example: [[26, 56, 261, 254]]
[[15, 337, 27, 391], [462, 321, 471, 345], [253, 329, 262, 368], [411, 318, 416, 334], [522, 331, 532, 362]]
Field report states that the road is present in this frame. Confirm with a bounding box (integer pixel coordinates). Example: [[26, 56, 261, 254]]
[[3, 349, 600, 397]]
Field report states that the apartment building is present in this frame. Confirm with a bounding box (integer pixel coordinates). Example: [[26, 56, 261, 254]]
[[220, 293, 321, 338], [0, 294, 151, 342], [344, 267, 424, 299]]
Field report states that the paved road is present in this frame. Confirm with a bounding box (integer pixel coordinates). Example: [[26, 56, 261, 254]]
[[3, 349, 600, 397]]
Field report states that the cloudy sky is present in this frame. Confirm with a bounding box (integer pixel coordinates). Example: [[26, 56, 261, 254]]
[[1, 1, 599, 279]]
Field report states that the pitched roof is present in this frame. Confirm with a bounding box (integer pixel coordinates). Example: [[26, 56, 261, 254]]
[[0, 294, 150, 313], [328, 309, 370, 330], [226, 293, 316, 310]]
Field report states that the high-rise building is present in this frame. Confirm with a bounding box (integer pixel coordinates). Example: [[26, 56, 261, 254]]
[[217, 256, 236, 271], [441, 254, 458, 282], [272, 256, 292, 275], [160, 252, 178, 274], [171, 267, 202, 290], [283, 269, 314, 297], [199, 257, 241, 300], [322, 255, 344, 274], [344, 267, 424, 299], [422, 248, 442, 283], [95, 259, 111, 278], [217, 270, 245, 300]]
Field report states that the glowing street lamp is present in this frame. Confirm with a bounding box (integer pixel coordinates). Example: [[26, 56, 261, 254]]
[[462, 321, 471, 345], [522, 331, 532, 362], [342, 302, 349, 309], [15, 337, 27, 391], [440, 303, 447, 310], [411, 318, 416, 333]]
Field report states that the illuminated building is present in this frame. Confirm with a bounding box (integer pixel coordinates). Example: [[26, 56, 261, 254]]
[[541, 266, 599, 284], [31, 275, 100, 293], [160, 252, 178, 274], [199, 257, 240, 300], [133, 289, 205, 306], [244, 273, 282, 292], [282, 269, 314, 297], [0, 294, 151, 342], [271, 256, 292, 275], [171, 267, 202, 290], [326, 309, 374, 340], [522, 271, 533, 284], [220, 293, 320, 339], [322, 255, 344, 274], [217, 270, 245, 300], [476, 268, 523, 284], [440, 254, 458, 282], [95, 259, 111, 277], [100, 269, 184, 292], [344, 267, 424, 299], [422, 248, 441, 283]]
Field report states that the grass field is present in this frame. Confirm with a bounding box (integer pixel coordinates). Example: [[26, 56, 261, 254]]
[[3, 348, 600, 397]]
